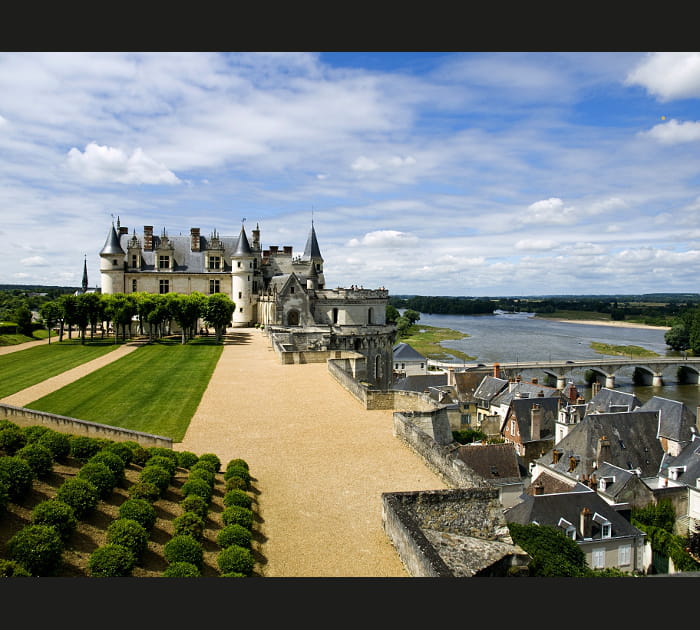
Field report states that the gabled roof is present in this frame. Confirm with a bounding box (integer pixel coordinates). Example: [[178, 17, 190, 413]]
[[505, 490, 645, 541], [392, 373, 448, 393], [100, 224, 125, 255], [537, 409, 665, 479], [492, 381, 562, 407], [393, 342, 426, 361], [586, 387, 641, 414], [456, 443, 522, 486], [527, 471, 590, 496], [640, 395, 697, 444], [473, 376, 509, 403], [660, 436, 700, 486], [593, 462, 645, 501], [503, 396, 560, 442]]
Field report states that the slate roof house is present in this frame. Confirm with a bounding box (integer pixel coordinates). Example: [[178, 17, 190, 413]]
[[656, 435, 700, 536], [392, 342, 428, 377], [501, 396, 559, 465], [640, 395, 698, 457], [456, 442, 524, 508], [505, 487, 649, 573]]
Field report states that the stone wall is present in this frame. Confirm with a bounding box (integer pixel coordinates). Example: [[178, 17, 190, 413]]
[[0, 403, 172, 448]]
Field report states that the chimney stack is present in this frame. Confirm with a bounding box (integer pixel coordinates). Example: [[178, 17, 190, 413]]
[[552, 449, 561, 464], [530, 403, 542, 441], [597, 436, 611, 467], [580, 507, 593, 538], [533, 483, 544, 495], [493, 362, 500, 378], [143, 226, 153, 251], [190, 227, 201, 252], [592, 381, 601, 397]]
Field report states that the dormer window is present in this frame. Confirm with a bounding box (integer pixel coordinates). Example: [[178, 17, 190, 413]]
[[208, 255, 221, 270], [593, 513, 612, 538], [159, 255, 170, 269], [669, 466, 686, 481], [558, 518, 576, 540]]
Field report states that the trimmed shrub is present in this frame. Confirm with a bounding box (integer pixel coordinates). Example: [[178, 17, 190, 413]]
[[56, 477, 99, 518], [224, 465, 251, 488], [216, 544, 254, 576], [118, 498, 157, 531], [0, 480, 8, 516], [196, 453, 221, 472], [139, 464, 171, 495], [22, 425, 50, 443], [7, 524, 64, 576], [146, 455, 176, 478], [77, 462, 117, 498], [16, 442, 54, 478], [221, 571, 247, 578], [0, 559, 31, 577], [0, 455, 35, 501], [217, 523, 252, 550], [163, 535, 203, 568], [128, 481, 161, 503], [88, 544, 136, 577], [101, 441, 134, 466], [89, 450, 126, 482], [69, 435, 103, 463], [226, 458, 249, 472], [146, 447, 178, 466], [0, 419, 20, 431], [176, 451, 199, 469], [188, 467, 215, 488], [106, 518, 149, 559], [123, 441, 149, 466], [221, 505, 254, 530], [0, 426, 27, 455], [173, 511, 206, 541], [181, 477, 213, 503], [37, 430, 71, 461], [31, 499, 78, 542], [162, 561, 201, 577], [223, 488, 252, 510], [225, 476, 249, 492], [192, 457, 218, 475], [181, 494, 209, 520]]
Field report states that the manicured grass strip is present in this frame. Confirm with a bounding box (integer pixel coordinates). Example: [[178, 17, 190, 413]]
[[590, 342, 660, 358], [400, 324, 475, 362], [0, 341, 121, 398], [27, 342, 223, 442]]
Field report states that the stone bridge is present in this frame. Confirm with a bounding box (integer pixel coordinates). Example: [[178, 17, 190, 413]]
[[430, 357, 700, 389]]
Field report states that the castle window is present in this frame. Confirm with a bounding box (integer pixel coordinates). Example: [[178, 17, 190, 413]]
[[237, 261, 241, 268], [131, 254, 139, 268], [332, 308, 338, 324], [159, 255, 170, 269], [132, 279, 137, 292], [290, 286, 295, 294], [208, 256, 221, 270], [210, 279, 220, 294], [159, 279, 169, 294], [238, 291, 242, 299], [112, 259, 118, 266], [368, 307, 374, 324]]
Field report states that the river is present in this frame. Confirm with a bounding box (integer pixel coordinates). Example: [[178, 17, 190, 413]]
[[412, 311, 700, 410]]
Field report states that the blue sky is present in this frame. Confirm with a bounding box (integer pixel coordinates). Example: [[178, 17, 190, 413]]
[[1, 51, 700, 297]]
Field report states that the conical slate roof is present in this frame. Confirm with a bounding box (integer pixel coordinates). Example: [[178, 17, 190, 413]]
[[100, 224, 125, 255], [302, 223, 322, 261], [232, 225, 252, 257]]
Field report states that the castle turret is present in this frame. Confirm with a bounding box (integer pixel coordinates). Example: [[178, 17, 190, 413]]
[[99, 223, 126, 294], [302, 222, 324, 289], [231, 224, 254, 327]]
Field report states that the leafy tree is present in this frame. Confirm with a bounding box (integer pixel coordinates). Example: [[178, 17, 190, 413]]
[[386, 304, 400, 324], [203, 293, 235, 342], [40, 300, 62, 344], [404, 309, 421, 325], [14, 304, 33, 337], [58, 294, 78, 340], [103, 293, 138, 342], [168, 292, 206, 344]]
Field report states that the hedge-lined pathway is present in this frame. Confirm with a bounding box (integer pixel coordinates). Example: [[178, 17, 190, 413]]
[[177, 328, 447, 577]]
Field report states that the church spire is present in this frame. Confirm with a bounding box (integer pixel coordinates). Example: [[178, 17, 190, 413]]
[[81, 255, 88, 293], [302, 221, 322, 261]]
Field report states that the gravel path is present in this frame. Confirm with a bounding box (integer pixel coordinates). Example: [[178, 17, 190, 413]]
[[177, 329, 447, 577], [2, 330, 447, 577]]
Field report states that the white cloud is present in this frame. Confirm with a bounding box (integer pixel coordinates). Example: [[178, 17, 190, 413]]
[[514, 239, 558, 251], [66, 142, 180, 185], [351, 156, 380, 172], [643, 119, 700, 144], [625, 52, 700, 101], [525, 198, 577, 224], [347, 230, 418, 248], [20, 256, 46, 266]]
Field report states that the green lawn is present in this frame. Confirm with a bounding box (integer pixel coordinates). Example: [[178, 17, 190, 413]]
[[0, 340, 121, 398], [400, 324, 476, 362], [26, 340, 223, 442]]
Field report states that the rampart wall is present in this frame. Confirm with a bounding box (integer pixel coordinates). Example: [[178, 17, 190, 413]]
[[0, 402, 172, 448]]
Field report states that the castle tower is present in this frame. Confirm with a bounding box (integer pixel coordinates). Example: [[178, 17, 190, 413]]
[[302, 221, 324, 289], [231, 224, 255, 327], [99, 222, 126, 294]]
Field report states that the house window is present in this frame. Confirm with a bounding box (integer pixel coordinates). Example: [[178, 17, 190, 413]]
[[132, 279, 137, 292], [131, 254, 139, 268], [618, 545, 631, 567], [332, 308, 338, 324], [208, 256, 221, 270], [510, 420, 516, 436], [159, 255, 170, 269], [159, 279, 169, 294], [601, 523, 611, 538], [592, 548, 605, 569], [210, 279, 220, 294], [237, 261, 241, 268]]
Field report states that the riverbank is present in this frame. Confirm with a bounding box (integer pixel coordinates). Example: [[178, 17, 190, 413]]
[[533, 316, 671, 331]]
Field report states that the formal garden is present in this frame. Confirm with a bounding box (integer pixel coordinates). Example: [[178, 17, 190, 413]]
[[0, 420, 258, 577]]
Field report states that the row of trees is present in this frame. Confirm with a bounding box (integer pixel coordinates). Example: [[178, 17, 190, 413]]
[[39, 292, 236, 344], [664, 305, 700, 354]]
